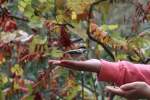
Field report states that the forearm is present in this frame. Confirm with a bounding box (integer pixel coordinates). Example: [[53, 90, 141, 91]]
[[50, 59, 150, 86], [97, 60, 150, 86]]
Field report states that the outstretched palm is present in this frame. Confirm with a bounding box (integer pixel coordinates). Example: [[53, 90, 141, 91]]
[[48, 59, 100, 73]]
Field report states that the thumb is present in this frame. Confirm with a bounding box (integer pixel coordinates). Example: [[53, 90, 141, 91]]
[[120, 83, 135, 90]]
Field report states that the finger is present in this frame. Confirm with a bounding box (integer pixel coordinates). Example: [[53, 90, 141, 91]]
[[105, 86, 126, 96], [105, 86, 137, 98], [48, 60, 82, 69], [48, 60, 61, 65], [60, 60, 85, 69], [62, 60, 100, 72], [120, 83, 136, 90]]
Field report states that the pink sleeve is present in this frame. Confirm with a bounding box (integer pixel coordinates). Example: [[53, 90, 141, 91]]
[[97, 60, 150, 86]]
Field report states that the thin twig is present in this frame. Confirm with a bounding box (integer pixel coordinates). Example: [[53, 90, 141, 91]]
[[91, 74, 98, 100], [32, 64, 56, 91], [81, 71, 84, 100], [10, 15, 29, 22], [55, 23, 75, 28]]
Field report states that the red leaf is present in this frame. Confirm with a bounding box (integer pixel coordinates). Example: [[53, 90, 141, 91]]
[[34, 92, 43, 100], [0, 0, 5, 5], [4, 19, 17, 32], [59, 26, 72, 47]]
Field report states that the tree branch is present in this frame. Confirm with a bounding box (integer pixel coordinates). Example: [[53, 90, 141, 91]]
[[87, 0, 115, 61]]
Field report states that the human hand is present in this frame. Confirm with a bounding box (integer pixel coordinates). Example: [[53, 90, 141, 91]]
[[48, 59, 100, 73], [105, 82, 150, 99]]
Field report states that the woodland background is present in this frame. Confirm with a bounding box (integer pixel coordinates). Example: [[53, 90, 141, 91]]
[[0, 0, 150, 100]]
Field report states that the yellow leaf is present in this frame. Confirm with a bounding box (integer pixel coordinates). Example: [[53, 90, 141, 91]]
[[3, 75, 8, 84], [101, 36, 111, 44], [13, 81, 20, 90], [0, 73, 8, 84], [101, 24, 119, 31], [18, 5, 25, 12], [11, 64, 24, 76], [56, 15, 65, 24], [2, 58, 6, 63], [29, 35, 47, 53], [71, 11, 77, 20]]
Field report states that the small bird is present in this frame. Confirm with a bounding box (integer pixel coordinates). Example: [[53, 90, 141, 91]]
[[64, 48, 87, 55], [15, 30, 33, 43]]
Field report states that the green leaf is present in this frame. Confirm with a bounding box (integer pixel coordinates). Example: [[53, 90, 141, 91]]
[[24, 6, 34, 18], [19, 1, 27, 8], [32, 35, 47, 45], [66, 85, 80, 100], [99, 1, 110, 23], [13, 81, 20, 90], [101, 24, 119, 31], [27, 84, 33, 93], [18, 5, 25, 12], [116, 53, 127, 60], [26, 96, 34, 100], [0, 89, 4, 100], [24, 0, 32, 2], [28, 17, 44, 28], [38, 0, 47, 3], [29, 35, 47, 53], [68, 23, 88, 41], [0, 73, 8, 85], [49, 47, 63, 58], [24, 11, 33, 18]]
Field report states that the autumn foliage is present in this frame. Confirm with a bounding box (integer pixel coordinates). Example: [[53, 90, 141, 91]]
[[0, 0, 149, 100]]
